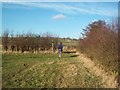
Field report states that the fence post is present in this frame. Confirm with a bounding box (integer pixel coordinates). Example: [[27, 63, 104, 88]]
[[52, 40, 54, 53]]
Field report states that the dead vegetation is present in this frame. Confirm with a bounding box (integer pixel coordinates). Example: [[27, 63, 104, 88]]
[[77, 52, 118, 88], [78, 20, 118, 75]]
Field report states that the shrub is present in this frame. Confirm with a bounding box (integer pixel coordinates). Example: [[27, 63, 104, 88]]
[[78, 20, 118, 73]]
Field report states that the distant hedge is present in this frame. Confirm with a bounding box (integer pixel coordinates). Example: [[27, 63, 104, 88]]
[[78, 20, 118, 73], [2, 32, 58, 53]]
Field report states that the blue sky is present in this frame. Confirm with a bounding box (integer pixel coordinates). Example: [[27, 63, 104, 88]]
[[2, 2, 118, 39]]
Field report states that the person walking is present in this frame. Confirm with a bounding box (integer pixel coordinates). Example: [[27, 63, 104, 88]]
[[57, 42, 63, 59]]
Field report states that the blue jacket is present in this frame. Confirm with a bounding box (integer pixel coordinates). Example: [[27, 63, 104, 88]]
[[57, 44, 63, 51]]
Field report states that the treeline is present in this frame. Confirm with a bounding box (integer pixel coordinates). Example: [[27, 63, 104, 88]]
[[2, 32, 59, 53], [78, 20, 118, 73]]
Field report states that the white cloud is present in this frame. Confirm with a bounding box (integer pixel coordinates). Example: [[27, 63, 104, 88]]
[[2, 2, 118, 17], [52, 14, 66, 20], [2, 0, 119, 2]]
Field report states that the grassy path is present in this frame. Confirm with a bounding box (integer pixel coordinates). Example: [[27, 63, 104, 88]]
[[3, 53, 103, 88]]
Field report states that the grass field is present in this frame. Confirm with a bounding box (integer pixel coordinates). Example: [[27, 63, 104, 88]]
[[59, 38, 78, 46], [2, 52, 103, 88]]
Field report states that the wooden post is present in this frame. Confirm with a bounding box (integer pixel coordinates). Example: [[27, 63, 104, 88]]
[[52, 40, 54, 53]]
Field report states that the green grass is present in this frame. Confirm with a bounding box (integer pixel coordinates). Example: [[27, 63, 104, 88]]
[[59, 39, 78, 46], [2, 53, 103, 88]]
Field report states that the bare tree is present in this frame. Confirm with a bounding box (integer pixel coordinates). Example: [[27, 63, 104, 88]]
[[2, 29, 9, 51], [2, 30, 59, 53]]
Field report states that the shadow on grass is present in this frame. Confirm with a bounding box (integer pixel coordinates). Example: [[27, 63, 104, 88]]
[[63, 51, 76, 54], [70, 54, 79, 57], [62, 54, 79, 59]]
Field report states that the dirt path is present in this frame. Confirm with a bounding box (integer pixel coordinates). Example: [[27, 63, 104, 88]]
[[76, 52, 118, 88]]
